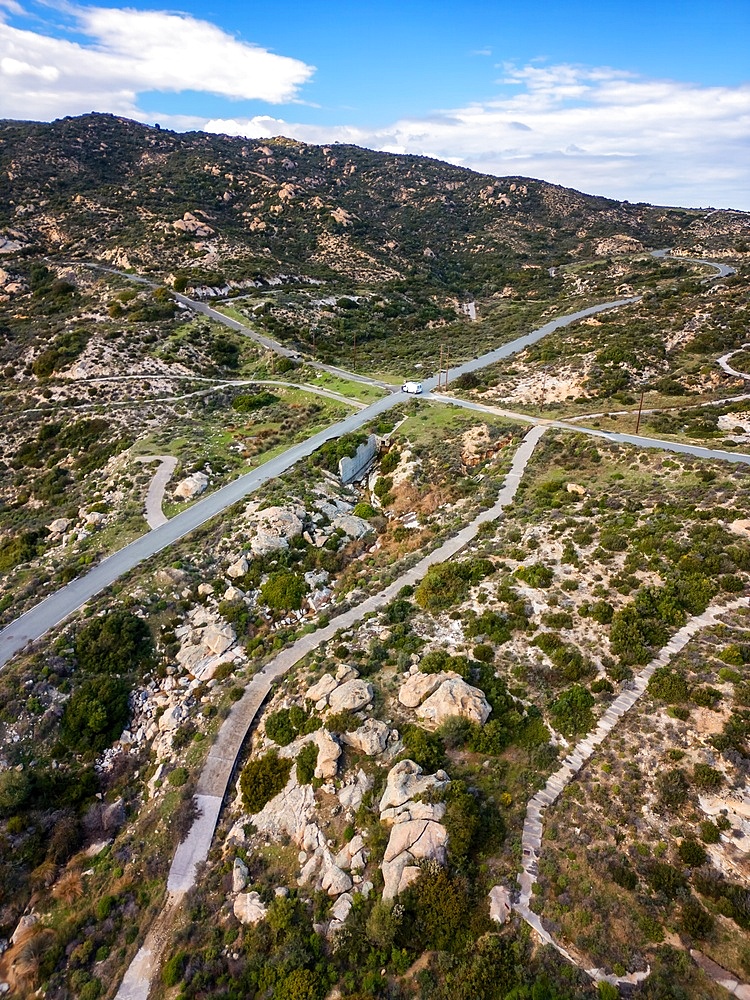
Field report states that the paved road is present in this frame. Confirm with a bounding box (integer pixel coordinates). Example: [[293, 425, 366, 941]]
[[0, 297, 639, 670], [137, 456, 178, 529], [427, 393, 750, 466], [115, 424, 548, 1000], [718, 348, 750, 382], [651, 247, 736, 279], [512, 594, 750, 987]]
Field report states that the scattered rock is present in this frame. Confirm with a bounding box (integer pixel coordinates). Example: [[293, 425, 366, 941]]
[[306, 673, 339, 704], [314, 729, 341, 780], [331, 513, 373, 540], [398, 671, 455, 708], [379, 760, 449, 813], [233, 891, 267, 925], [233, 858, 249, 894], [227, 556, 249, 579], [321, 861, 353, 896], [338, 768, 373, 810]]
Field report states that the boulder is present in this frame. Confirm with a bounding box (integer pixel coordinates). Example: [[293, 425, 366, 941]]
[[397, 866, 421, 895], [398, 671, 456, 708], [249, 775, 316, 845], [10, 914, 38, 946], [328, 679, 373, 713], [174, 471, 209, 499], [321, 862, 353, 896], [234, 891, 267, 925], [331, 514, 373, 540], [227, 556, 249, 579], [341, 719, 390, 756], [380, 800, 445, 827], [305, 673, 338, 704], [101, 798, 125, 833], [202, 623, 236, 656], [379, 760, 449, 813], [314, 729, 341, 780], [47, 517, 71, 536], [338, 769, 373, 810], [330, 892, 353, 923], [233, 858, 249, 894], [158, 703, 188, 731], [416, 678, 491, 728], [383, 820, 448, 865], [198, 583, 215, 596], [250, 506, 304, 556]]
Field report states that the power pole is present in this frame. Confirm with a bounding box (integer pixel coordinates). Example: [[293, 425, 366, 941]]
[[444, 350, 449, 388], [353, 330, 357, 371], [635, 387, 646, 434], [438, 344, 444, 389]]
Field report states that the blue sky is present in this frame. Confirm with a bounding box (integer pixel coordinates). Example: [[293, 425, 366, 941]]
[[1, 0, 749, 208]]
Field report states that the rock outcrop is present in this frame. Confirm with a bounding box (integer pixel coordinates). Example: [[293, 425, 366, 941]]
[[416, 677, 491, 728], [341, 718, 391, 756], [328, 679, 373, 713], [174, 471, 209, 499], [234, 891, 267, 925]]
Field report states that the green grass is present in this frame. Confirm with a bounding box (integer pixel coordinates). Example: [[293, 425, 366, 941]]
[[294, 367, 387, 403]]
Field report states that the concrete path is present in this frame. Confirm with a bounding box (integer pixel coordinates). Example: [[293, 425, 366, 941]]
[[137, 456, 178, 530], [513, 594, 750, 988], [113, 424, 547, 999]]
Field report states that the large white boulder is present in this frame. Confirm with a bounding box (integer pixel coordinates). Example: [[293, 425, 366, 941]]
[[250, 506, 304, 556], [341, 719, 390, 756], [489, 885, 512, 924], [305, 673, 338, 704], [174, 471, 209, 499], [249, 774, 315, 845], [234, 891, 267, 925], [398, 671, 457, 708], [331, 513, 373, 540], [379, 760, 449, 813], [328, 679, 373, 713], [313, 729, 341, 780], [416, 678, 491, 728]]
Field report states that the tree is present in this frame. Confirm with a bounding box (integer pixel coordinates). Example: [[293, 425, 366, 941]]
[[550, 685, 594, 737], [75, 609, 154, 677]]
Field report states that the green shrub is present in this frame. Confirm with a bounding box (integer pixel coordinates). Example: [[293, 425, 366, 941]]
[[656, 768, 690, 811], [162, 951, 187, 988], [549, 685, 594, 737], [514, 563, 554, 588], [678, 839, 708, 867], [693, 763, 723, 790], [296, 743, 318, 785], [168, 767, 188, 787], [414, 558, 494, 612], [402, 726, 445, 772], [60, 675, 130, 754], [232, 390, 280, 412], [647, 667, 689, 704], [680, 896, 714, 938], [353, 501, 376, 518], [75, 609, 154, 677], [261, 571, 308, 612], [240, 751, 292, 813]]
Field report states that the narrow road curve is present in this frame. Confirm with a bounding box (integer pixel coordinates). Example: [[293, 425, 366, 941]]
[[0, 297, 639, 670], [115, 425, 547, 1000], [137, 456, 178, 530], [512, 595, 750, 989], [651, 247, 737, 280], [718, 347, 750, 382]]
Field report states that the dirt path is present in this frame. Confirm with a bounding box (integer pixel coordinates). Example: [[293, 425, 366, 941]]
[[113, 424, 547, 999], [511, 594, 750, 989]]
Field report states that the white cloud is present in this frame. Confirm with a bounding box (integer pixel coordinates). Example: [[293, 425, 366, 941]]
[[194, 63, 750, 209], [0, 3, 314, 120]]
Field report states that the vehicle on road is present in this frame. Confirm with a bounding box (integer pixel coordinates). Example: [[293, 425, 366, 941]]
[[401, 380, 423, 394]]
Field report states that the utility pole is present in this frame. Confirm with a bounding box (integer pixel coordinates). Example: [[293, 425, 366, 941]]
[[438, 344, 444, 389], [443, 350, 449, 388], [635, 387, 646, 434], [353, 330, 357, 371]]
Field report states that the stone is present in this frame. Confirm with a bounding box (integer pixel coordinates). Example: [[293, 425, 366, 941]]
[[328, 679, 373, 713], [250, 775, 316, 845], [398, 671, 456, 708], [380, 801, 445, 827], [321, 862, 353, 896], [416, 678, 491, 728], [330, 892, 353, 923], [341, 718, 390, 756], [47, 517, 71, 536], [10, 914, 38, 945], [338, 769, 373, 811], [158, 703, 188, 731], [233, 858, 249, 894], [101, 797, 125, 833], [489, 885, 512, 924], [227, 556, 249, 579], [249, 506, 304, 556], [198, 583, 215, 596], [233, 891, 267, 925], [305, 673, 338, 704], [566, 482, 586, 496], [314, 729, 341, 780], [379, 760, 450, 813], [174, 471, 209, 499], [331, 514, 373, 540], [202, 623, 236, 656], [383, 820, 448, 865], [223, 585, 244, 601]]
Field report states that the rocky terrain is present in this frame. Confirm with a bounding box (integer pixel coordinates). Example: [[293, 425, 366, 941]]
[[0, 116, 749, 1000]]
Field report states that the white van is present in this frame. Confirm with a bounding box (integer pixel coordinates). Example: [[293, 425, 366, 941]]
[[401, 380, 423, 394]]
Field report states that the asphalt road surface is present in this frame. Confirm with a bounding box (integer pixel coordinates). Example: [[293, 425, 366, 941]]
[[0, 294, 665, 669]]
